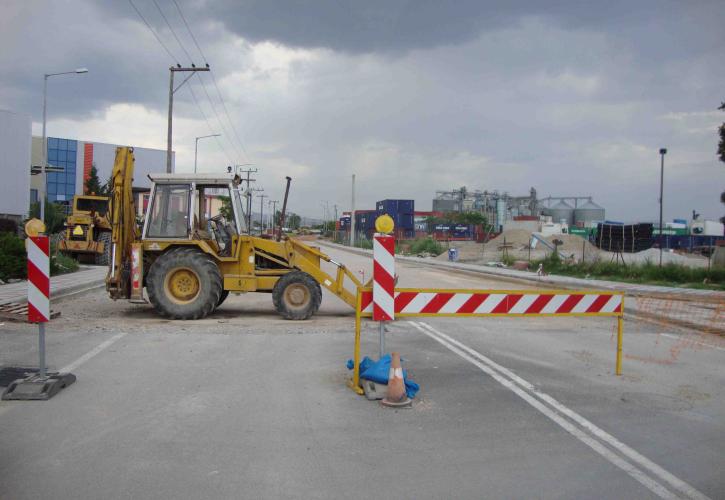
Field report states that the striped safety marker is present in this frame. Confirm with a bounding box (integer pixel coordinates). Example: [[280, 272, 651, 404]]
[[361, 290, 622, 316], [373, 234, 395, 321], [27, 236, 50, 323]]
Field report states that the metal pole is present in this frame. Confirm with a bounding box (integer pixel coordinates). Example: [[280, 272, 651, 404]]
[[350, 174, 356, 247], [40, 75, 48, 222], [167, 68, 174, 173], [658, 148, 666, 267], [277, 176, 292, 241], [616, 314, 623, 376], [39, 323, 46, 378], [194, 136, 199, 173], [379, 322, 385, 358]]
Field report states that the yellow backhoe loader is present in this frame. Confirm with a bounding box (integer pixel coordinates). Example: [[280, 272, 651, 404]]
[[58, 195, 112, 265], [105, 147, 362, 320]]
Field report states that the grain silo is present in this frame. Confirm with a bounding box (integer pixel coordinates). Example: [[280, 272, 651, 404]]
[[574, 200, 605, 227], [544, 200, 574, 225]]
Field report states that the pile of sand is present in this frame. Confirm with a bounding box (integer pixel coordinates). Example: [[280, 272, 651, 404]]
[[485, 229, 532, 249]]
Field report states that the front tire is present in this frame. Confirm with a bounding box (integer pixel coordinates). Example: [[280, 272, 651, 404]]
[[272, 271, 322, 320], [95, 231, 112, 266], [146, 247, 222, 320]]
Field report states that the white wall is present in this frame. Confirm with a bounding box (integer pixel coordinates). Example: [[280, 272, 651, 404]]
[[0, 110, 31, 219], [83, 142, 173, 192]]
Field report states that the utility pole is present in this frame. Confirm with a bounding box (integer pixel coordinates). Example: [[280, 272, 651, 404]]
[[237, 167, 258, 232], [258, 193, 268, 235], [168, 65, 210, 173], [269, 200, 279, 229], [350, 174, 356, 247], [658, 148, 667, 267]]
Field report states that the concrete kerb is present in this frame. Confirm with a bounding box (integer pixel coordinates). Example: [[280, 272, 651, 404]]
[[0, 269, 107, 307], [318, 240, 725, 334], [317, 240, 725, 303]]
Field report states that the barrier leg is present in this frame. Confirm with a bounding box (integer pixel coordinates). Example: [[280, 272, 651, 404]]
[[348, 289, 364, 395], [616, 315, 623, 376]]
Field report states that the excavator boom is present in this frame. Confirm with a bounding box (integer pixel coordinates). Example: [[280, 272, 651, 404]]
[[105, 147, 138, 299]]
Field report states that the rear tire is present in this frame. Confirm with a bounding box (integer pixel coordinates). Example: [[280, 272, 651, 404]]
[[95, 231, 112, 266], [217, 290, 230, 307], [272, 271, 322, 320], [147, 247, 222, 320]]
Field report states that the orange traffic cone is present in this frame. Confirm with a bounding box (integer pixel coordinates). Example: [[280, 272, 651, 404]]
[[381, 352, 412, 408]]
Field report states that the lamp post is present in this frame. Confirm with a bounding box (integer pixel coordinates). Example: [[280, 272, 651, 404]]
[[194, 133, 220, 173], [41, 67, 88, 221], [658, 148, 667, 267]]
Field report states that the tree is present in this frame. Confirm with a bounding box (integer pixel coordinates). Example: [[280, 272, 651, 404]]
[[217, 195, 234, 221], [85, 165, 103, 195], [718, 101, 725, 223], [28, 198, 66, 234], [287, 213, 301, 230]]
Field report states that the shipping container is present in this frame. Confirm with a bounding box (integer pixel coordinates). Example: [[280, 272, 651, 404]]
[[376, 199, 415, 230]]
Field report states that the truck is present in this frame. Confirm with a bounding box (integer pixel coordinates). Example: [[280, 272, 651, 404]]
[[58, 194, 112, 265], [105, 147, 363, 320]]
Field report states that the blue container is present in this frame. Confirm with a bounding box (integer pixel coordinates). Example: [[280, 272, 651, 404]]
[[448, 248, 458, 261]]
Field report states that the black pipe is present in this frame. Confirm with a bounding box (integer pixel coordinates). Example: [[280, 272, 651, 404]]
[[277, 176, 292, 241]]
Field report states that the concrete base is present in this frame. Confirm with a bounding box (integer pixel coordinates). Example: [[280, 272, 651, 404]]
[[2, 372, 76, 401], [361, 379, 387, 400]]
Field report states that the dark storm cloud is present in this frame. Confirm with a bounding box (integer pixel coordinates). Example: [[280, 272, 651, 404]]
[[203, 0, 722, 56]]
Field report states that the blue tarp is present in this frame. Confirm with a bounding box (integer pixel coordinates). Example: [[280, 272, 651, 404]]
[[347, 354, 420, 398]]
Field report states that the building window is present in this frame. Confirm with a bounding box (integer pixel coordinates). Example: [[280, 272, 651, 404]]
[[30, 189, 38, 203], [46, 137, 77, 202]]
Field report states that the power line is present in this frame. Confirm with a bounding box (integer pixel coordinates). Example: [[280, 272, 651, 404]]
[[127, 0, 179, 63], [171, 0, 206, 61], [151, 0, 193, 62], [195, 74, 245, 162], [186, 83, 235, 166], [169, 0, 250, 160]]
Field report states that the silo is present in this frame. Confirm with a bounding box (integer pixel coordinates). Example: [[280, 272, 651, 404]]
[[543, 200, 574, 225], [574, 200, 605, 227]]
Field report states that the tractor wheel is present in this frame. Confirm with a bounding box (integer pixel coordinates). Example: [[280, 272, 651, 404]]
[[217, 290, 230, 307], [95, 232, 112, 266], [146, 247, 222, 320], [272, 271, 322, 320]]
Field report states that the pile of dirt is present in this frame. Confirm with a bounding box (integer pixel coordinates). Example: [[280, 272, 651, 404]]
[[485, 229, 532, 249], [544, 234, 600, 261]]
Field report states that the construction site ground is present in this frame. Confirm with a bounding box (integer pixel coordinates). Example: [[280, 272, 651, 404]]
[[435, 230, 712, 268], [0, 245, 723, 500]]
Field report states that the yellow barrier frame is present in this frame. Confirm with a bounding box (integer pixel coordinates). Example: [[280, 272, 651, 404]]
[[348, 287, 625, 395]]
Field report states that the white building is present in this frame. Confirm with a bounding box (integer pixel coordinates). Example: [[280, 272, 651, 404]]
[[0, 110, 32, 222], [30, 136, 173, 209]]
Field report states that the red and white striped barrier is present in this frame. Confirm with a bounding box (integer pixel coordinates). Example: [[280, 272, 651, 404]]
[[27, 236, 50, 323], [360, 290, 622, 316], [372, 234, 395, 321]]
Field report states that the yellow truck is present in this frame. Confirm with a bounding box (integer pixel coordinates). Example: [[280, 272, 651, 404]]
[[58, 195, 112, 265], [105, 147, 362, 320]]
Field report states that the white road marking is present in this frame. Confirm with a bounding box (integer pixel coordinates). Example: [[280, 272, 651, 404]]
[[409, 321, 710, 500], [59, 332, 128, 373]]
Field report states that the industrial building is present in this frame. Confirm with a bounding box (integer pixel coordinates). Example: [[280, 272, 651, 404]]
[[432, 187, 607, 231], [0, 110, 32, 223], [30, 136, 172, 212], [1, 107, 173, 221]]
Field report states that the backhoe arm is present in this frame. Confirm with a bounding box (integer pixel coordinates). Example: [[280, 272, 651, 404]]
[[105, 147, 138, 299]]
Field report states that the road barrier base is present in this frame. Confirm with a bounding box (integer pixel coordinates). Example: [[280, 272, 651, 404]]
[[1, 372, 76, 401]]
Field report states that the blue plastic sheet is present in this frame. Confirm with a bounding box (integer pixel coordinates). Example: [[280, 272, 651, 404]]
[[346, 355, 420, 398]]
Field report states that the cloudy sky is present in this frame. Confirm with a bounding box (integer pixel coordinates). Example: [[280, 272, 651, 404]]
[[1, 0, 723, 222]]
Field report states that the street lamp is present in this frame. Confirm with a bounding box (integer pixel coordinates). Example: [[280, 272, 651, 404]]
[[658, 148, 667, 267], [194, 133, 221, 173], [41, 67, 89, 221]]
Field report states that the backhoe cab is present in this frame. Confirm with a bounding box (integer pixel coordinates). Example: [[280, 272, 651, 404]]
[[106, 147, 361, 320]]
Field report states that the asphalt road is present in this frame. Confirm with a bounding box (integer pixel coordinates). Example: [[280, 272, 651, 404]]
[[0, 244, 722, 499]]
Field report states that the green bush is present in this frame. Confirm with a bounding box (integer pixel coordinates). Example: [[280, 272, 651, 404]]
[[51, 251, 79, 276], [409, 237, 444, 256], [0, 233, 27, 281]]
